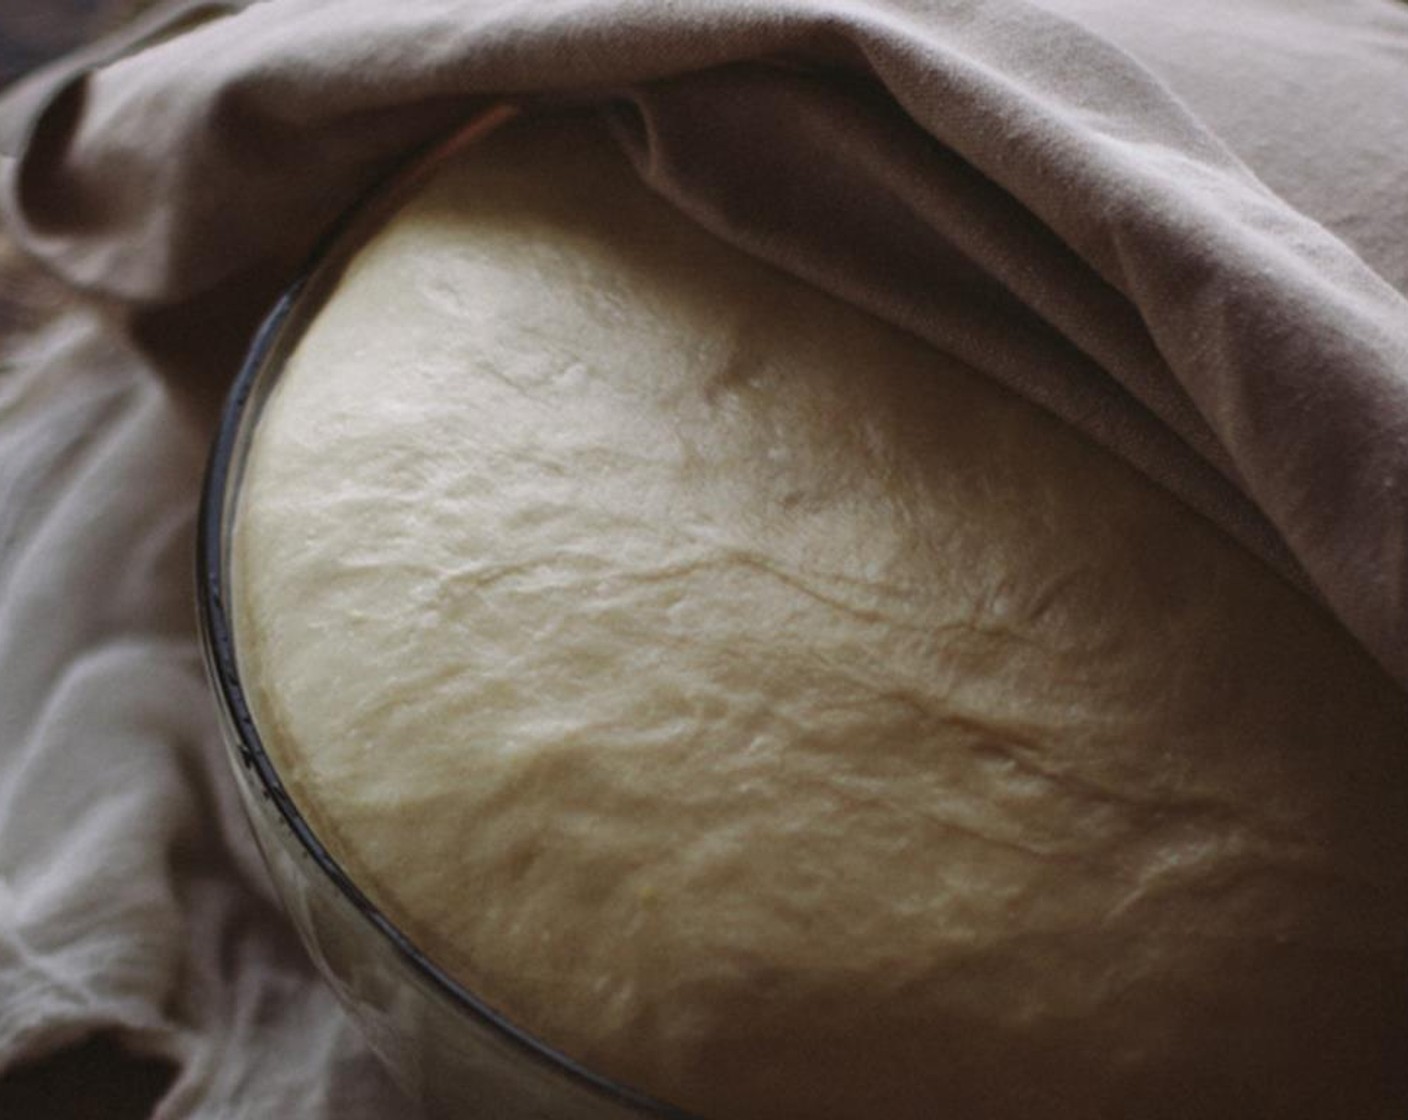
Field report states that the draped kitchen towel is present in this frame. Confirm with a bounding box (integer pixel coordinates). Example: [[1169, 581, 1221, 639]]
[[0, 0, 1406, 1116]]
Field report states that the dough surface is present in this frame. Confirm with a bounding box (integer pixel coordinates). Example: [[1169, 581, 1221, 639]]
[[233, 114, 1408, 1119]]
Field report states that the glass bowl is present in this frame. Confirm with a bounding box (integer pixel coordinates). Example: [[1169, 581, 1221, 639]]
[[194, 106, 696, 1120]]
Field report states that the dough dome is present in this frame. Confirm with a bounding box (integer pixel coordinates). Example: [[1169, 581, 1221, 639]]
[[233, 113, 1408, 1119]]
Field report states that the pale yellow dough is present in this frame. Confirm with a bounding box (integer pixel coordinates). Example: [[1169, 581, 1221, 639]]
[[234, 114, 1408, 1119]]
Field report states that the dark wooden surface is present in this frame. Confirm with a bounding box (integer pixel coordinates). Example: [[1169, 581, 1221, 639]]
[[0, 1036, 177, 1120], [0, 0, 139, 88], [0, 6, 182, 1119]]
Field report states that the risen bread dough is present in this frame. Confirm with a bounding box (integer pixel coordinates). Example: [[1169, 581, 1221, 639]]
[[233, 114, 1408, 1119]]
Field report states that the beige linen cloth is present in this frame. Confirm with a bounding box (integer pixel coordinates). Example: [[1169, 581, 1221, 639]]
[[0, 0, 1406, 1115]]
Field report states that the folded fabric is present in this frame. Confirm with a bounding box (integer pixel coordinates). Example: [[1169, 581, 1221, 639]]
[[0, 1, 1406, 1116]]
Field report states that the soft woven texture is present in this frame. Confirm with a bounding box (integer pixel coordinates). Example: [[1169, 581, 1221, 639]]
[[0, 0, 1405, 1116]]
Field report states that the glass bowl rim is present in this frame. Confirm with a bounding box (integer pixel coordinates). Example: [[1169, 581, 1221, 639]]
[[194, 103, 699, 1120]]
